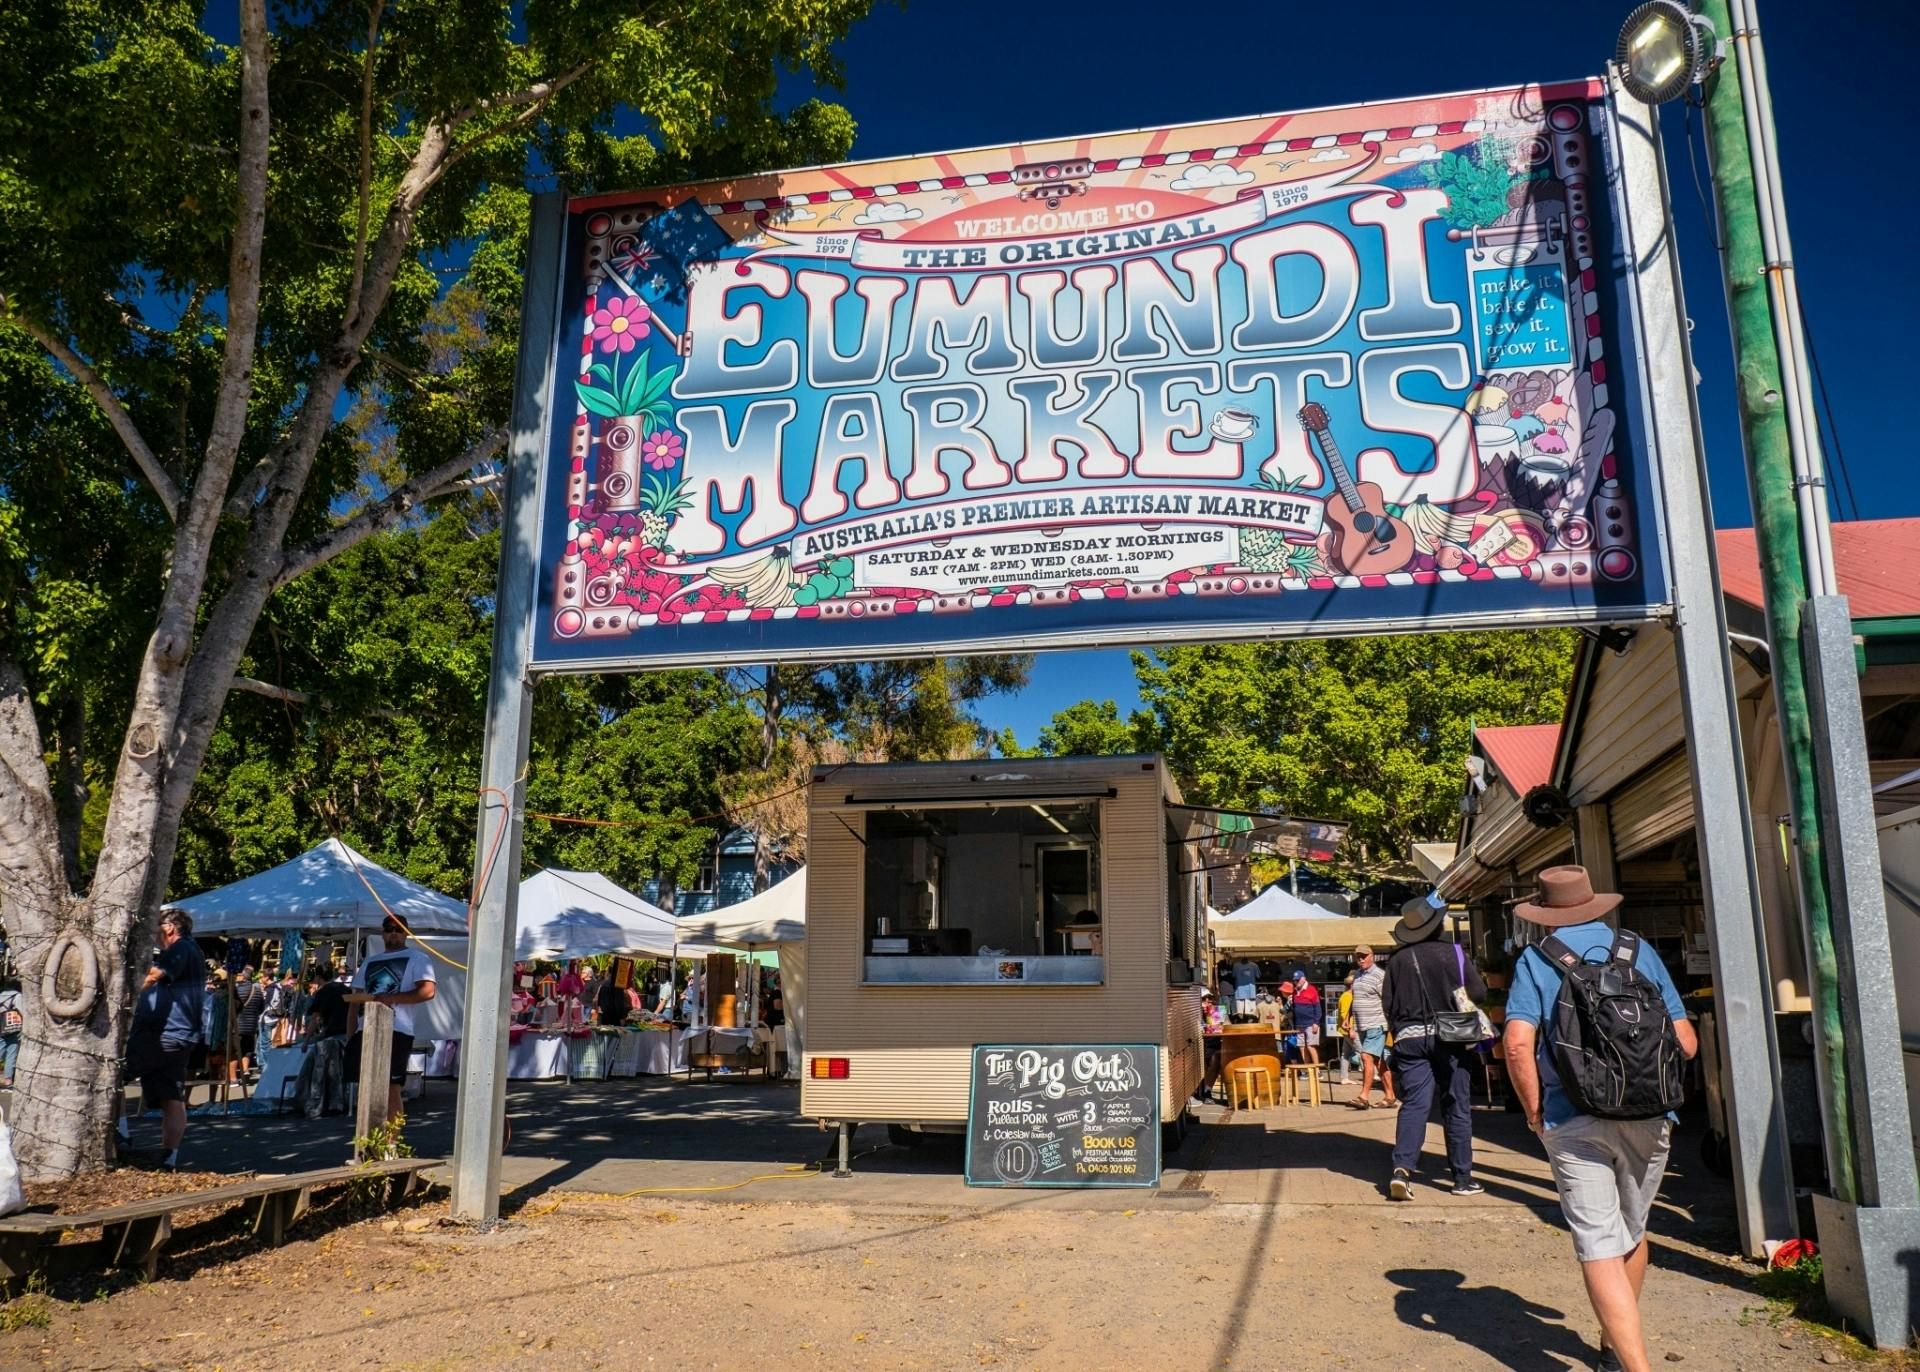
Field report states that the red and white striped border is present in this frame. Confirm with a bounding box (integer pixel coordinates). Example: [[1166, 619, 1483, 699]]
[[700, 121, 1487, 217], [624, 563, 1528, 628]]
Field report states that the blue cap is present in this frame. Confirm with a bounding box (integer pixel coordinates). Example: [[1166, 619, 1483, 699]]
[[1291, 969, 1306, 980]]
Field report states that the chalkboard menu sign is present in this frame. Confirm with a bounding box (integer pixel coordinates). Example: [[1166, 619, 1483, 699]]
[[965, 1044, 1160, 1188]]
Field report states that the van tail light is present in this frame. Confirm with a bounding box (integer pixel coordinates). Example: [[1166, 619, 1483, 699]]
[[810, 1057, 850, 1080]]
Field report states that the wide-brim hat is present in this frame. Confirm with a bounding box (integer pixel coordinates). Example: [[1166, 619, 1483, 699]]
[[1513, 864, 1622, 927], [1393, 894, 1448, 946]]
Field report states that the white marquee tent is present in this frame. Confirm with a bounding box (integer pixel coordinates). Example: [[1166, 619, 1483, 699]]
[[514, 868, 692, 961], [1209, 881, 1332, 922], [163, 837, 469, 940], [673, 868, 805, 949], [676, 869, 806, 1078]]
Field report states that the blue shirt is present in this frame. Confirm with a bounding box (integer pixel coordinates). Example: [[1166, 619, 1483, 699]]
[[1504, 920, 1685, 1129], [134, 938, 207, 1050]]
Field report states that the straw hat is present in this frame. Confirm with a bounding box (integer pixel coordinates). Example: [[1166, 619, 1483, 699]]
[[1513, 865, 1622, 927], [1393, 893, 1448, 946]]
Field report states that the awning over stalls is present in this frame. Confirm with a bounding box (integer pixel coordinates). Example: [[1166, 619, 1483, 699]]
[[674, 869, 807, 1079], [1211, 882, 1331, 921], [1210, 916, 1400, 953], [163, 837, 469, 936], [673, 868, 805, 948], [516, 869, 710, 961]]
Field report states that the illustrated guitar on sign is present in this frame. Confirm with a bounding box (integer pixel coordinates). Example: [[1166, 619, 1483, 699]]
[[1298, 403, 1415, 576]]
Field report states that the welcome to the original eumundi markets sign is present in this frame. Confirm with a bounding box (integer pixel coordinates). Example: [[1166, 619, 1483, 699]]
[[526, 79, 1669, 670]]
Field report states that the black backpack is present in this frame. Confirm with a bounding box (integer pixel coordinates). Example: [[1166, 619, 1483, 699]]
[[1530, 929, 1685, 1120]]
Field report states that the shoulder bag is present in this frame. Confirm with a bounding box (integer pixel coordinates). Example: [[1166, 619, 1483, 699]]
[[1434, 944, 1494, 1043]]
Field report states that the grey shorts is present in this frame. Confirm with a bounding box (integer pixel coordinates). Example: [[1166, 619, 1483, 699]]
[[1542, 1114, 1673, 1262]]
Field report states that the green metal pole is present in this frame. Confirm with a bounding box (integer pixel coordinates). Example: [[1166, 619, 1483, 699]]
[[1694, 0, 1855, 1202]]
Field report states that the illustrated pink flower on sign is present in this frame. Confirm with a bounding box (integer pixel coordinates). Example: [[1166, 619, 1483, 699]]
[[640, 428, 683, 470], [591, 296, 651, 353]]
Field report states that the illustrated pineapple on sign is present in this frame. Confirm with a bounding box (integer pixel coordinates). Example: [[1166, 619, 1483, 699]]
[[640, 473, 693, 549], [1236, 469, 1321, 574]]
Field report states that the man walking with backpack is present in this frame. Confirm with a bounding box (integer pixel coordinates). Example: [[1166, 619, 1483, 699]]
[[1502, 866, 1697, 1372]]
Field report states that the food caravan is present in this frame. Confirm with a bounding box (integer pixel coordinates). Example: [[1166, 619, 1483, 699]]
[[798, 755, 1214, 1155]]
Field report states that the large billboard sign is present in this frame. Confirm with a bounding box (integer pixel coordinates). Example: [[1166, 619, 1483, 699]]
[[529, 80, 1669, 668]]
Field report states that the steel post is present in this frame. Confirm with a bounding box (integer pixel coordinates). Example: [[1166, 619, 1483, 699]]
[[450, 191, 566, 1223], [1607, 74, 1796, 1255], [1802, 596, 1920, 1345]]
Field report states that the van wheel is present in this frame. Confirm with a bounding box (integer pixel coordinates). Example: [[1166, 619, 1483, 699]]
[[1162, 1107, 1189, 1153], [887, 1124, 926, 1149]]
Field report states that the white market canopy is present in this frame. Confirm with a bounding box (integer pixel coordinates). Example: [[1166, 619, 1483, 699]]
[[164, 837, 469, 937], [514, 868, 702, 961], [675, 868, 806, 949], [1211, 881, 1331, 922], [1210, 916, 1401, 954]]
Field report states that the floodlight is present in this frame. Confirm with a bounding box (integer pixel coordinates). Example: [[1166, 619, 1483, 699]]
[[1617, 0, 1719, 104]]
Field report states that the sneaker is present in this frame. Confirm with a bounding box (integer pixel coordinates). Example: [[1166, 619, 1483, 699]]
[[1389, 1168, 1413, 1202], [1593, 1348, 1624, 1372], [1452, 1179, 1486, 1197]]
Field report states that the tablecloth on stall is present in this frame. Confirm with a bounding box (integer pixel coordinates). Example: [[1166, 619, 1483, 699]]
[[600, 1028, 683, 1077], [507, 1029, 572, 1080], [434, 1026, 691, 1080], [255, 1044, 306, 1107]]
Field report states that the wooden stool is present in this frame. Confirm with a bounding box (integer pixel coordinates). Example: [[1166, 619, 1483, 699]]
[[1282, 1063, 1322, 1107], [1230, 1064, 1275, 1110]]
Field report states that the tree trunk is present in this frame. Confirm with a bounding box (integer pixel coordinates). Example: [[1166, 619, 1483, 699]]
[[52, 691, 86, 891], [3, 891, 131, 1177]]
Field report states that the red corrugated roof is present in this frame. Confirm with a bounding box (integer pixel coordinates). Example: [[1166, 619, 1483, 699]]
[[1474, 723, 1561, 795], [1717, 518, 1920, 620]]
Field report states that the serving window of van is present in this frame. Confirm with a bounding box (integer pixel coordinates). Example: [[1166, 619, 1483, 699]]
[[861, 802, 1103, 985]]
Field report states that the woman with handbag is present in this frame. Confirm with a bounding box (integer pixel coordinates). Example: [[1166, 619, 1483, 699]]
[[1380, 892, 1491, 1202]]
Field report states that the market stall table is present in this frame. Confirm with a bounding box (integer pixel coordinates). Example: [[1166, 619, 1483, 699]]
[[506, 1027, 572, 1080], [606, 1027, 685, 1076], [254, 1045, 306, 1110]]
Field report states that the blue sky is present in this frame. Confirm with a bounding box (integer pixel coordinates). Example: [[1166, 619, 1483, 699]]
[[795, 0, 1919, 745]]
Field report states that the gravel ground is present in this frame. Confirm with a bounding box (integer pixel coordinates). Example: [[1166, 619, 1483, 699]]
[[0, 1177, 1882, 1371]]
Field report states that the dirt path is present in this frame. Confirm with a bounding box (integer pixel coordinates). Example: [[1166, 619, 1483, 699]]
[[0, 1183, 1856, 1371]]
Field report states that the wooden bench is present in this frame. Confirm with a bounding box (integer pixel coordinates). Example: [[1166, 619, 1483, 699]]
[[0, 1157, 441, 1287]]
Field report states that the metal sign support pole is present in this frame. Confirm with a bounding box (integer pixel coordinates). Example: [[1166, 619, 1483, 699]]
[[1609, 75, 1795, 1255], [451, 191, 565, 1224]]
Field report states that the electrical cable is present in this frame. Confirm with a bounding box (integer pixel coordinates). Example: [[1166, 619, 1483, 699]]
[[1683, 99, 1724, 253], [1803, 324, 1861, 524]]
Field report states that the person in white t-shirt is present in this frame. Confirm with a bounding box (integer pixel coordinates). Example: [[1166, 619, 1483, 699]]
[[345, 915, 437, 1122]]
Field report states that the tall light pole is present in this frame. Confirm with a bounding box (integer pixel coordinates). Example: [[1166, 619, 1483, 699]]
[[1620, 0, 1920, 1346]]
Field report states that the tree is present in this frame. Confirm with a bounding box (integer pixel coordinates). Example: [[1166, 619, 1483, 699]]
[[996, 698, 1147, 759], [0, 0, 872, 1178], [815, 657, 1033, 761], [1132, 631, 1577, 874]]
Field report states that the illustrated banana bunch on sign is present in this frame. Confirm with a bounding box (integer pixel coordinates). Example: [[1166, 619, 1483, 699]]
[[704, 547, 800, 608]]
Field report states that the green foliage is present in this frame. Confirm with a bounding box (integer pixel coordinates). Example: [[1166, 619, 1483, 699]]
[[0, 1272, 53, 1332], [1422, 137, 1517, 230], [0, 0, 877, 896], [525, 671, 758, 891], [812, 656, 1032, 760], [1132, 631, 1577, 873], [352, 1117, 415, 1170], [178, 521, 760, 897], [1002, 699, 1148, 759]]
